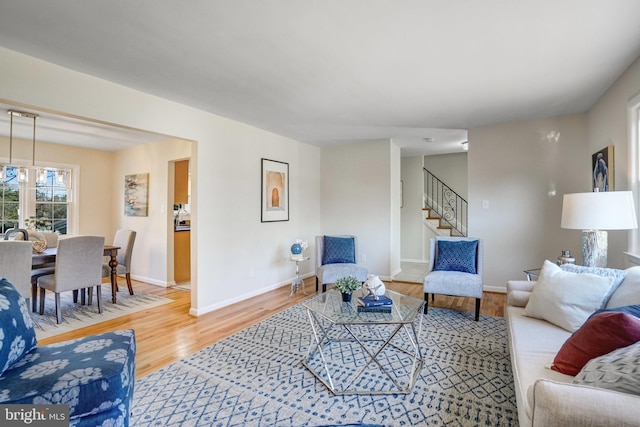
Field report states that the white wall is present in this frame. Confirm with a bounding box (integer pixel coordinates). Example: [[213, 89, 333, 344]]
[[587, 56, 640, 266], [468, 114, 587, 291], [320, 139, 398, 279], [389, 142, 401, 277], [400, 155, 425, 261], [112, 138, 192, 286], [0, 47, 322, 315]]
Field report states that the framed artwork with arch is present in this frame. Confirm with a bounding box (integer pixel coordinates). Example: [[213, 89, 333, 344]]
[[261, 158, 289, 222]]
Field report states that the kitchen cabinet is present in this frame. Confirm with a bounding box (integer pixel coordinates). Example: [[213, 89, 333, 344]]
[[174, 160, 189, 205], [174, 229, 190, 283]]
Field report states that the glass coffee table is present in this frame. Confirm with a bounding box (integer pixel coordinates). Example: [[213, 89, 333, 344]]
[[302, 289, 425, 395]]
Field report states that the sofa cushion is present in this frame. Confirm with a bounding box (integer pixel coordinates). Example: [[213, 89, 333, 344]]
[[551, 311, 640, 376], [560, 264, 626, 307], [523, 260, 616, 332], [322, 236, 355, 264], [0, 329, 136, 424], [573, 340, 640, 396], [0, 278, 38, 376], [606, 266, 640, 309], [433, 239, 478, 274]]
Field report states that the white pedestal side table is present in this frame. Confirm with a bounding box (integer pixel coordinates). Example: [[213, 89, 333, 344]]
[[289, 255, 310, 297]]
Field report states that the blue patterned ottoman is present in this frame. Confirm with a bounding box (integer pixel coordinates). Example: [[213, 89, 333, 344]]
[[0, 278, 136, 426]]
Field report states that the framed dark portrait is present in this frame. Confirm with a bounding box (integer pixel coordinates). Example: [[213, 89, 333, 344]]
[[592, 146, 614, 192]]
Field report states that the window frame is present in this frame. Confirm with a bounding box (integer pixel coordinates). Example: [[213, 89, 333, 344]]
[[0, 165, 77, 236], [626, 92, 640, 264]]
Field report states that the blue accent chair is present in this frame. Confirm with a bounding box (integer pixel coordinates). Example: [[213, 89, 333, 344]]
[[315, 235, 368, 292], [423, 236, 484, 320], [0, 278, 136, 426]]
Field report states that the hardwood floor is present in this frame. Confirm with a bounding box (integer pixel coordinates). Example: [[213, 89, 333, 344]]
[[37, 277, 506, 379]]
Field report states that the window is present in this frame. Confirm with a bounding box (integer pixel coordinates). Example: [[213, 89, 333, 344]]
[[0, 166, 72, 236], [627, 92, 640, 262], [0, 168, 19, 234]]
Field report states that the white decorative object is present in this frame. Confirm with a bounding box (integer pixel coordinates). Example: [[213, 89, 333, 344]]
[[364, 275, 385, 299], [31, 240, 47, 253]]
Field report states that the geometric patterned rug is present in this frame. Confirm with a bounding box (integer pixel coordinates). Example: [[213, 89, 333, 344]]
[[30, 287, 172, 340], [131, 305, 518, 426]]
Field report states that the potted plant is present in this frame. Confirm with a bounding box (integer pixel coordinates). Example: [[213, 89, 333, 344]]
[[335, 275, 361, 302], [24, 216, 52, 231]]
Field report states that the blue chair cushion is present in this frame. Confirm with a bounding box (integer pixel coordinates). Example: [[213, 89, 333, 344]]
[[434, 240, 478, 274], [323, 236, 355, 264], [0, 278, 38, 376], [0, 329, 136, 426]]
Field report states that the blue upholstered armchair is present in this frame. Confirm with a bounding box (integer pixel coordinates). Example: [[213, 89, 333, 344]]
[[315, 235, 368, 293], [423, 236, 484, 321], [0, 278, 136, 426]]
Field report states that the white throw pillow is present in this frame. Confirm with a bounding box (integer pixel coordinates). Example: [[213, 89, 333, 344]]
[[523, 260, 616, 332]]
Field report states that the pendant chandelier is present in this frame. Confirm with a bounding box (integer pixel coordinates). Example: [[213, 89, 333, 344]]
[[1, 109, 70, 187]]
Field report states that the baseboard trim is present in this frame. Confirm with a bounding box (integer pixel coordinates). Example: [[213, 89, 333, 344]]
[[401, 258, 428, 263], [189, 272, 315, 317], [483, 285, 506, 294]]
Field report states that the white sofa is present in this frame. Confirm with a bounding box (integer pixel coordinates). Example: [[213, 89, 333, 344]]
[[506, 265, 640, 427]]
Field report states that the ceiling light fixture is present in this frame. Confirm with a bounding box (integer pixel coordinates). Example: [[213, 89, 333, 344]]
[[7, 110, 39, 182]]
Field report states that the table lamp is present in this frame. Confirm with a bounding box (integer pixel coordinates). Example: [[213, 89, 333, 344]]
[[561, 191, 637, 267]]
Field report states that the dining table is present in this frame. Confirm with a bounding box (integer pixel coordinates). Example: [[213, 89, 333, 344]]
[[32, 245, 121, 303]]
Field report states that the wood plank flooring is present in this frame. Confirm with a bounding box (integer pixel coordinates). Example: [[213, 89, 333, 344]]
[[37, 277, 506, 379]]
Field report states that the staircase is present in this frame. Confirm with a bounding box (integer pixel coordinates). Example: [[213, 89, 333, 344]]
[[423, 168, 468, 237]]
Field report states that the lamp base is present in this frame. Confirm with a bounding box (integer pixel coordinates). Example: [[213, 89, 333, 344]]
[[582, 230, 607, 267]]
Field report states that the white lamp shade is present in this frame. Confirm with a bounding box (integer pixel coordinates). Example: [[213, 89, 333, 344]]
[[561, 191, 638, 230]]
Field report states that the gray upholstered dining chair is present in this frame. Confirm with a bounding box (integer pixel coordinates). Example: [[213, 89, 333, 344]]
[[28, 230, 59, 248], [423, 236, 484, 321], [0, 240, 33, 305], [102, 229, 137, 295], [315, 235, 368, 293], [38, 235, 105, 324]]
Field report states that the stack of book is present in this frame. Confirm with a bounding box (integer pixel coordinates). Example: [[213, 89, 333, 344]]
[[357, 294, 393, 313]]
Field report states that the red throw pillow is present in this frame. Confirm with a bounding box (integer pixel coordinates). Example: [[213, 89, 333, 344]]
[[551, 312, 640, 376]]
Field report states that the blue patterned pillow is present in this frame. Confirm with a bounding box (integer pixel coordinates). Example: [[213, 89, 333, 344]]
[[590, 304, 640, 320], [0, 278, 38, 376], [323, 236, 356, 264], [434, 240, 478, 274]]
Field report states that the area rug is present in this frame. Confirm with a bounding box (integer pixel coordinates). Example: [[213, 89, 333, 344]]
[[131, 306, 518, 426], [30, 287, 172, 340]]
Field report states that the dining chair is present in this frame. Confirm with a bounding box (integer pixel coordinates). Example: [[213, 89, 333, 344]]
[[102, 229, 137, 295], [0, 240, 33, 305], [423, 236, 484, 321], [28, 230, 59, 248], [38, 235, 105, 324], [315, 235, 368, 293]]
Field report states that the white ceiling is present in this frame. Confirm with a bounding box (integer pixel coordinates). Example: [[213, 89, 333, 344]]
[[0, 1, 639, 156]]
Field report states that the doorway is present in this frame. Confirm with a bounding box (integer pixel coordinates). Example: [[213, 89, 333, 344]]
[[172, 159, 191, 291]]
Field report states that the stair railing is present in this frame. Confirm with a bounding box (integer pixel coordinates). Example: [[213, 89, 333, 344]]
[[423, 168, 468, 236]]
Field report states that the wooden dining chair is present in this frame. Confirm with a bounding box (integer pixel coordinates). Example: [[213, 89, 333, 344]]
[[38, 235, 105, 324], [102, 229, 136, 295], [0, 240, 33, 306]]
